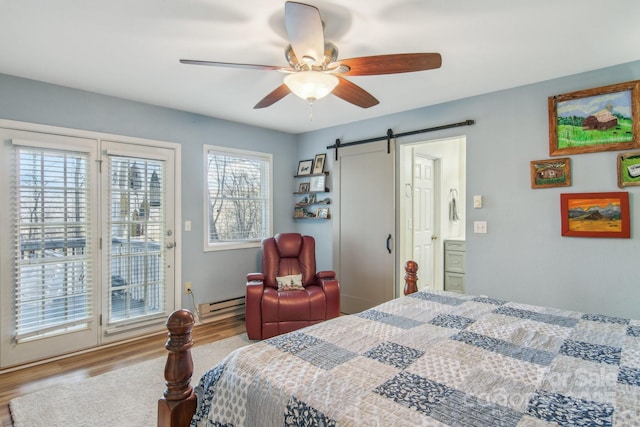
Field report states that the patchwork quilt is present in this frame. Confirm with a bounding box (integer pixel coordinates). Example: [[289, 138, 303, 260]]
[[191, 290, 640, 426]]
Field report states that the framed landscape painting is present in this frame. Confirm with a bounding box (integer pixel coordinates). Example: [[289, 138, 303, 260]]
[[617, 150, 640, 188], [560, 192, 630, 238], [549, 80, 640, 156], [530, 158, 571, 188]]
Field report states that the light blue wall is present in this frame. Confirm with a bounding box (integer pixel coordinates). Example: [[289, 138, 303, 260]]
[[3, 60, 640, 319], [0, 73, 297, 306], [298, 60, 640, 319]]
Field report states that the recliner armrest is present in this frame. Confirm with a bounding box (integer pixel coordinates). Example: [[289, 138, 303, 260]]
[[316, 276, 340, 319], [245, 279, 265, 340], [247, 272, 264, 282], [316, 270, 335, 280]]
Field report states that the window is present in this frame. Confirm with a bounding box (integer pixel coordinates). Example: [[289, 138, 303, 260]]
[[204, 145, 272, 251], [107, 156, 166, 325], [13, 144, 93, 341]]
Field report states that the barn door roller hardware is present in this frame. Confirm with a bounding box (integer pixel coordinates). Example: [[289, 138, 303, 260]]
[[327, 119, 475, 160]]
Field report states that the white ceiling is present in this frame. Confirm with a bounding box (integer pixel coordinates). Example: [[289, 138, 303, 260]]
[[1, 0, 639, 134]]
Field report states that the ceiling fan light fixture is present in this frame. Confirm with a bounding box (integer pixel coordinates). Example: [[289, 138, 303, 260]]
[[284, 71, 339, 102]]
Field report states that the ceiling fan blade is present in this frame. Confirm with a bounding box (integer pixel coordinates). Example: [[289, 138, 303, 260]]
[[254, 84, 291, 109], [285, 2, 325, 67], [337, 53, 442, 76], [332, 77, 379, 108], [180, 59, 288, 72]]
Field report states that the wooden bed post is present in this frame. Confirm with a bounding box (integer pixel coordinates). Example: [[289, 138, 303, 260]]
[[158, 309, 197, 427], [404, 260, 418, 295]]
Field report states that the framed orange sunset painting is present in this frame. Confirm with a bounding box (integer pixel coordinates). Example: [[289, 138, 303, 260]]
[[560, 192, 630, 238]]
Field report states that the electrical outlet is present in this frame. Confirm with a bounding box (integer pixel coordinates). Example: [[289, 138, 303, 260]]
[[184, 282, 192, 294]]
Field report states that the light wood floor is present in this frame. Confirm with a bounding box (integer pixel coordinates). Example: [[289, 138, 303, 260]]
[[0, 315, 246, 427]]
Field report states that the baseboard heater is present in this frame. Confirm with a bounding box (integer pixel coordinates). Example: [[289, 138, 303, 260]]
[[198, 296, 245, 322]]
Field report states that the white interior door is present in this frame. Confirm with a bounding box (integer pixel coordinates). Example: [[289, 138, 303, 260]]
[[333, 140, 395, 314], [413, 155, 436, 289]]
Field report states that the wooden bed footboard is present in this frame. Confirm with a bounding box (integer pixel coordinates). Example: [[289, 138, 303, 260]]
[[158, 309, 197, 427], [158, 261, 419, 427]]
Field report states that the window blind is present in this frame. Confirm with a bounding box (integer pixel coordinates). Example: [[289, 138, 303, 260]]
[[13, 146, 93, 341], [107, 156, 166, 325]]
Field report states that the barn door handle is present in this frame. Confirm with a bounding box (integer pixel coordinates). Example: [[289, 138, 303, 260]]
[[386, 234, 392, 254]]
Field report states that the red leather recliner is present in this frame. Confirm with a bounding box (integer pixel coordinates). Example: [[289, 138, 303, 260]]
[[245, 233, 340, 340]]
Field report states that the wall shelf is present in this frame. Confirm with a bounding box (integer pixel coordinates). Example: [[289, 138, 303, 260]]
[[294, 171, 330, 220]]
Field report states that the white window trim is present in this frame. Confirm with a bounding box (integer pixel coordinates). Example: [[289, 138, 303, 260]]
[[203, 144, 273, 252]]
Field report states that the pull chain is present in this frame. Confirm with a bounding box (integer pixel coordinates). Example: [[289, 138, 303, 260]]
[[308, 99, 314, 122]]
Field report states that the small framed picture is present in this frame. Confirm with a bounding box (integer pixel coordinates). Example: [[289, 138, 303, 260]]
[[617, 151, 640, 188], [312, 153, 326, 174], [297, 159, 313, 176], [294, 207, 305, 218], [530, 158, 571, 188], [560, 192, 630, 238], [298, 182, 310, 193], [309, 175, 325, 192], [316, 207, 329, 219]]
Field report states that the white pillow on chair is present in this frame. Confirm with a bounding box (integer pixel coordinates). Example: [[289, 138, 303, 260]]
[[276, 274, 304, 291]]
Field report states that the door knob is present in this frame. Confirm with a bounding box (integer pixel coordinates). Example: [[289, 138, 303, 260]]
[[166, 242, 175, 249]]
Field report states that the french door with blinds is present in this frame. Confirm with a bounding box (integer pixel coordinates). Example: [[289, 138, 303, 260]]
[[101, 140, 176, 342], [0, 126, 177, 368]]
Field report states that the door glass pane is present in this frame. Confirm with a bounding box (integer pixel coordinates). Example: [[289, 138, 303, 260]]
[[108, 157, 165, 324], [15, 147, 92, 341]]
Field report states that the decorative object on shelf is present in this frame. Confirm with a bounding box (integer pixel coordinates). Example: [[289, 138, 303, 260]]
[[549, 80, 639, 156], [312, 153, 326, 174], [309, 174, 325, 192], [294, 207, 304, 218], [307, 194, 316, 204], [316, 207, 329, 219], [560, 192, 630, 238], [617, 150, 640, 188], [297, 159, 313, 175], [530, 158, 571, 189], [298, 182, 310, 193]]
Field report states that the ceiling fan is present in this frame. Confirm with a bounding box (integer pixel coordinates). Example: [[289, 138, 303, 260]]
[[180, 1, 442, 109]]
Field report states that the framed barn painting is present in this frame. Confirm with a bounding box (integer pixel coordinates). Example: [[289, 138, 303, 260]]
[[549, 80, 640, 156], [530, 158, 571, 188], [560, 192, 630, 238], [617, 150, 640, 188]]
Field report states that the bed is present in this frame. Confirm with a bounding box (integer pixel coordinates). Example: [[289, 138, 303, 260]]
[[158, 261, 640, 426]]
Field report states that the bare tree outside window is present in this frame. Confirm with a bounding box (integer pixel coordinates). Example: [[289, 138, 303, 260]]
[[206, 147, 271, 246]]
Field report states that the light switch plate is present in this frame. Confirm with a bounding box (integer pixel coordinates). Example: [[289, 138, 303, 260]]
[[474, 221, 487, 233], [473, 195, 483, 208]]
